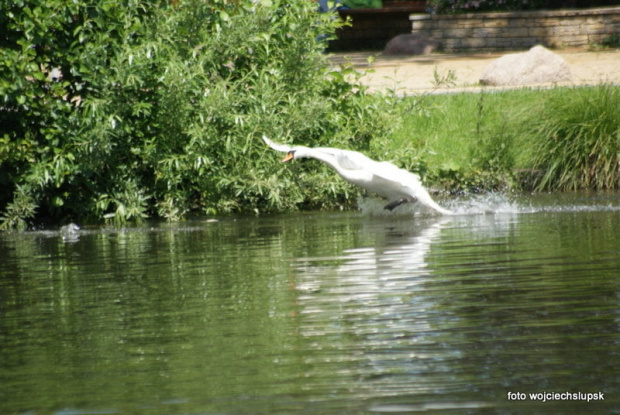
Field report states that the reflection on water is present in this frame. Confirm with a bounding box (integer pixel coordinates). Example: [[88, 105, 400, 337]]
[[1, 193, 619, 414]]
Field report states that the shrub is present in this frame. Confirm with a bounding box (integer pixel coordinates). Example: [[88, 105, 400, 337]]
[[523, 85, 620, 191], [427, 0, 546, 14], [426, 0, 618, 14], [1, 0, 393, 230]]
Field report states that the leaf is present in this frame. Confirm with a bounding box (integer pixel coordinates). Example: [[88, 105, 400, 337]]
[[32, 71, 46, 81], [52, 196, 64, 207], [219, 10, 230, 22]]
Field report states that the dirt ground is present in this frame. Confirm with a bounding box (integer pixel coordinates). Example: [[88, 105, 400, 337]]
[[329, 48, 620, 94]]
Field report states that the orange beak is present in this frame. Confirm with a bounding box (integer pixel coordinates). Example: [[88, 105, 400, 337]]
[[281, 152, 294, 163]]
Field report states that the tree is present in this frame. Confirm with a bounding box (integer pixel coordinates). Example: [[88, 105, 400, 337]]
[[1, 0, 390, 230]]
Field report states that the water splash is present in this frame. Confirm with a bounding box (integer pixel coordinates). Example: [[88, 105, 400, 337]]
[[359, 192, 620, 217], [357, 193, 521, 216], [446, 192, 523, 215]]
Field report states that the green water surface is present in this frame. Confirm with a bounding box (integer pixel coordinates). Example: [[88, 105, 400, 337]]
[[1, 193, 619, 414]]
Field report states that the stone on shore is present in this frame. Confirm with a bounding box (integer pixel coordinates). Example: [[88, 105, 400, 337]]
[[479, 45, 572, 86], [384, 33, 438, 56]]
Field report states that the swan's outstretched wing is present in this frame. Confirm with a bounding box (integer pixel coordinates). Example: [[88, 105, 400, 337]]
[[372, 161, 422, 188], [326, 149, 370, 171], [262, 136, 292, 153]]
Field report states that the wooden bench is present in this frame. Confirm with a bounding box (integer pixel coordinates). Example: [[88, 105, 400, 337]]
[[334, 1, 427, 50]]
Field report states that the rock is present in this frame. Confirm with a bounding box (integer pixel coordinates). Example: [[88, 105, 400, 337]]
[[479, 45, 572, 86], [384, 33, 438, 56]]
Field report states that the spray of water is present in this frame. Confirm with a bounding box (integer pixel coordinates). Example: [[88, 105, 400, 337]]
[[357, 193, 521, 216], [358, 192, 620, 217]]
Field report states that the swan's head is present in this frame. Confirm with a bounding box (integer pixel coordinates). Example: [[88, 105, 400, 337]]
[[281, 147, 311, 163]]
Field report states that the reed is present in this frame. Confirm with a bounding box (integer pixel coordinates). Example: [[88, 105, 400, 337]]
[[380, 89, 534, 192], [386, 86, 620, 193], [523, 85, 620, 191]]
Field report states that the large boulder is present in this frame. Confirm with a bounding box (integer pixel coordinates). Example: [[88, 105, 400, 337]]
[[384, 33, 438, 56], [479, 45, 572, 86]]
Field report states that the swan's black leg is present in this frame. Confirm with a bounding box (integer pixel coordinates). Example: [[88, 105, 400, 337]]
[[384, 199, 405, 211], [384, 197, 416, 211]]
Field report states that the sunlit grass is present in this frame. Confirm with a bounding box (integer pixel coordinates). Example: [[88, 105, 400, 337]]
[[378, 89, 541, 190], [522, 84, 620, 191], [379, 85, 620, 192]]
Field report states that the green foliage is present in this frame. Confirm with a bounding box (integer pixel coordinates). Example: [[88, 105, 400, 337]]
[[466, 92, 516, 189], [426, 0, 617, 14], [432, 66, 458, 88], [3, 0, 617, 231], [602, 33, 620, 47], [591, 32, 620, 50], [0, 185, 37, 232], [381, 90, 522, 193], [1, 0, 394, 229], [522, 85, 620, 191], [384, 86, 620, 194], [427, 0, 546, 14]]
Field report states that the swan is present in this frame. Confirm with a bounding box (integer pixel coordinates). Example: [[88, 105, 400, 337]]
[[262, 136, 453, 215]]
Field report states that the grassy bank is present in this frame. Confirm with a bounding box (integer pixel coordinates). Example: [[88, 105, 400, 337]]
[[1, 0, 618, 230], [374, 84, 620, 194]]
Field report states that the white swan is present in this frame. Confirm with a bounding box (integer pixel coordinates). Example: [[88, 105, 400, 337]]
[[262, 136, 453, 215]]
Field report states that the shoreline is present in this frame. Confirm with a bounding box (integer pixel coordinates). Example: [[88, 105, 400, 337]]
[[329, 48, 620, 94]]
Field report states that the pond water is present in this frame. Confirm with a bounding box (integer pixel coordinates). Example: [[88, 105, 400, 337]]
[[1, 192, 619, 415]]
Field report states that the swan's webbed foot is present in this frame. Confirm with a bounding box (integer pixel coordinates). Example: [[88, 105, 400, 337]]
[[384, 197, 416, 211]]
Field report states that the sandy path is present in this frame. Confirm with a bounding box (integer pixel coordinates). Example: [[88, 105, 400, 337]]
[[329, 48, 620, 94]]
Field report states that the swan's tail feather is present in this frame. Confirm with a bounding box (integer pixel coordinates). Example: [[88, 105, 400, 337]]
[[416, 190, 454, 215], [426, 200, 454, 216]]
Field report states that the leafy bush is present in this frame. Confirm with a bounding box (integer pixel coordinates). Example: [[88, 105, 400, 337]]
[[426, 0, 619, 14], [427, 0, 546, 14], [523, 85, 620, 191], [1, 0, 394, 229]]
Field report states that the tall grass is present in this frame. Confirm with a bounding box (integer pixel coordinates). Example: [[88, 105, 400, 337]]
[[382, 85, 620, 193], [522, 85, 620, 191], [377, 89, 538, 192]]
